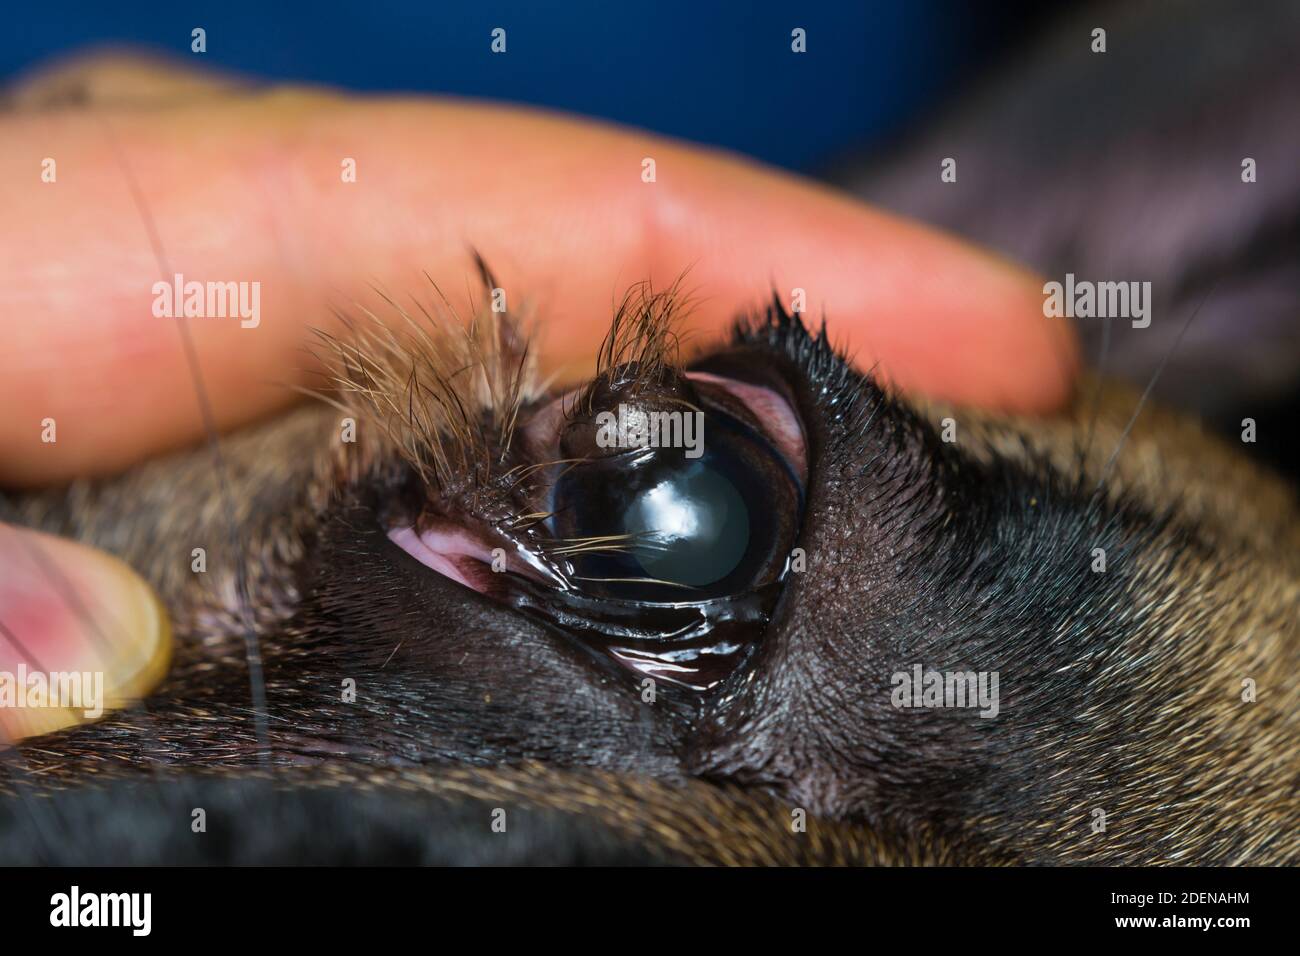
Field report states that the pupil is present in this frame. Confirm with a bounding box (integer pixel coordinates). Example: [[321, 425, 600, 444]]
[[623, 464, 749, 587]]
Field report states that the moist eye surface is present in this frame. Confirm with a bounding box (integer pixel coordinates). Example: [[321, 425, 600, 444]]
[[411, 358, 806, 692], [543, 365, 804, 602]]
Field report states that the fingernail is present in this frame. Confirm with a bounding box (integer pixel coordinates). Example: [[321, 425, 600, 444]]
[[0, 524, 171, 742]]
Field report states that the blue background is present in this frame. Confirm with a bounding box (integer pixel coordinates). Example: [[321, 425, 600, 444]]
[[3, 0, 1049, 172]]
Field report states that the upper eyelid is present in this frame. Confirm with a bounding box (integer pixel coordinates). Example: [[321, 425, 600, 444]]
[[685, 371, 808, 486], [518, 365, 808, 485]]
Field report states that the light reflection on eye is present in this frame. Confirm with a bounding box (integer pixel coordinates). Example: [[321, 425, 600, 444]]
[[624, 469, 750, 588]]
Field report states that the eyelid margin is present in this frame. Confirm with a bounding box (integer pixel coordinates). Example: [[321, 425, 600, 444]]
[[519, 369, 808, 488], [685, 371, 808, 487]]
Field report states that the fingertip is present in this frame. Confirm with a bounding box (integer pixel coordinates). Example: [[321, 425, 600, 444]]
[[638, 151, 1081, 412], [0, 524, 171, 742]]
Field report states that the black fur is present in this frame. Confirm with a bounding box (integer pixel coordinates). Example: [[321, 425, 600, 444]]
[[0, 780, 675, 865]]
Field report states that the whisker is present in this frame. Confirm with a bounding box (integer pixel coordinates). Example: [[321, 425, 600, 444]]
[[100, 116, 271, 766], [1094, 279, 1221, 496], [1077, 314, 1113, 486], [572, 575, 697, 590]]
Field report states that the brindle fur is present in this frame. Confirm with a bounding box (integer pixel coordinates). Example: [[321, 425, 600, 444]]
[[4, 310, 1297, 865]]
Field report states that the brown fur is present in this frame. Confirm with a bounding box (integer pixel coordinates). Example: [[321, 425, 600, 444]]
[[7, 362, 1298, 865]]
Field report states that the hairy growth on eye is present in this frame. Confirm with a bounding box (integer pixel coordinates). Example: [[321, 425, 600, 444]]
[[310, 271, 697, 505], [307, 268, 543, 497], [570, 276, 693, 417]]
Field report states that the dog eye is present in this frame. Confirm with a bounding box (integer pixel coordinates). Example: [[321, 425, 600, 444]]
[[489, 360, 806, 691], [541, 366, 805, 603], [358, 283, 810, 692]]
